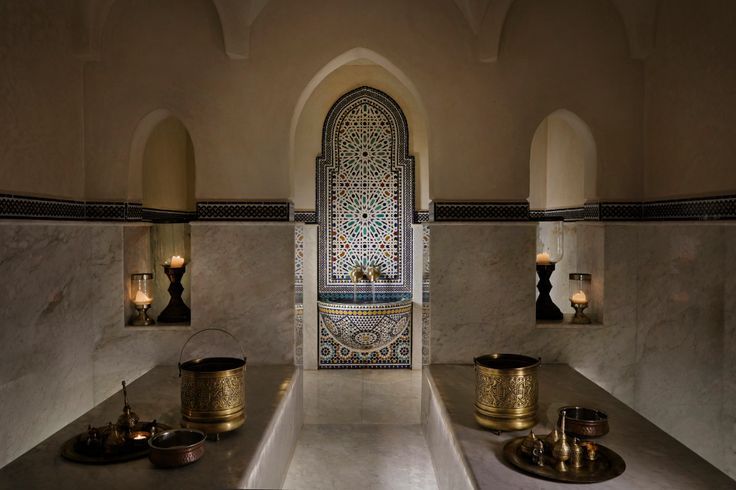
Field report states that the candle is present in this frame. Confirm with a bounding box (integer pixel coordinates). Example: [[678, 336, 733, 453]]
[[536, 252, 551, 265], [169, 256, 185, 268], [571, 290, 588, 305], [133, 290, 152, 305]]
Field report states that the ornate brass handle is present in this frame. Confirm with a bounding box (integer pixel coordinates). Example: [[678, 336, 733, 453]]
[[178, 328, 246, 376]]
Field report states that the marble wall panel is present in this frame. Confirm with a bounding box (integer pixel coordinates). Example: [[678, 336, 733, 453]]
[[722, 224, 736, 479], [190, 223, 294, 364], [634, 224, 726, 468], [429, 223, 536, 363], [0, 222, 98, 468]]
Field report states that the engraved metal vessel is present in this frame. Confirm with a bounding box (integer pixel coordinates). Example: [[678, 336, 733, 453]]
[[179, 329, 246, 434], [474, 353, 540, 431]]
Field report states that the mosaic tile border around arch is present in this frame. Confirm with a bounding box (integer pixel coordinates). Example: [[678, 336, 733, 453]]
[[316, 86, 415, 299]]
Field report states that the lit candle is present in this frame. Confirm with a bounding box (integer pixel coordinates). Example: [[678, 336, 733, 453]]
[[571, 290, 588, 305], [133, 290, 152, 305], [536, 252, 551, 265], [169, 256, 185, 268]]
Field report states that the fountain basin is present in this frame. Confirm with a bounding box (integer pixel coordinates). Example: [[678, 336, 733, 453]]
[[317, 300, 412, 352]]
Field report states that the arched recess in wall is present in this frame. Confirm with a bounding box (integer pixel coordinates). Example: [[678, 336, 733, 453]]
[[289, 47, 430, 211], [529, 109, 597, 211], [128, 110, 196, 214]]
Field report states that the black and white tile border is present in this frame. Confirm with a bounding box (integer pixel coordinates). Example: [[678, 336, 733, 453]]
[[197, 201, 292, 221], [430, 201, 530, 221], [3, 194, 735, 222]]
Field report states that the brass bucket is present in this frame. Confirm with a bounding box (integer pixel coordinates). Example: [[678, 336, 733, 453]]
[[473, 353, 540, 431], [179, 328, 246, 434]]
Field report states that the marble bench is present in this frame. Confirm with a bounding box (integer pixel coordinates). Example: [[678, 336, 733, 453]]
[[0, 365, 302, 490], [422, 364, 736, 490]]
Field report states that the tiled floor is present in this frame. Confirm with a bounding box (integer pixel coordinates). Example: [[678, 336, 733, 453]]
[[283, 370, 438, 490]]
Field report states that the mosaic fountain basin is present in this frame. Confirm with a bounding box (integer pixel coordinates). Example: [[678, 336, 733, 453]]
[[317, 300, 412, 352]]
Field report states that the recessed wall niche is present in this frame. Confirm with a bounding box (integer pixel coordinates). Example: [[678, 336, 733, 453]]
[[125, 114, 195, 327], [529, 110, 602, 323]]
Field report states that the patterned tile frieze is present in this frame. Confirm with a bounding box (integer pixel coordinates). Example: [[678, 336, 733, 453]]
[[197, 201, 292, 221], [430, 201, 529, 221], [317, 86, 414, 297], [530, 207, 586, 221], [0, 194, 86, 220], [641, 195, 736, 220], [294, 211, 317, 223], [414, 210, 430, 223]]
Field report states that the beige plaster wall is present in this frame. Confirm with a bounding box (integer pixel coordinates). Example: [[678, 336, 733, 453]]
[[0, 1, 85, 200], [80, 0, 642, 203], [293, 63, 429, 210], [644, 0, 736, 200]]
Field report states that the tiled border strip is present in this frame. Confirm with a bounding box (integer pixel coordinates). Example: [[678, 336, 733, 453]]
[[3, 194, 735, 222], [197, 201, 292, 221], [430, 201, 530, 221]]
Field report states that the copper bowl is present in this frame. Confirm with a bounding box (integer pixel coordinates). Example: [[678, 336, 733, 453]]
[[558, 406, 609, 438], [148, 429, 206, 468]]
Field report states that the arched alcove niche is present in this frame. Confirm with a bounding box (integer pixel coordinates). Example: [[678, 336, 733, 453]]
[[529, 109, 600, 323], [529, 109, 597, 211], [125, 111, 195, 326], [290, 48, 429, 211]]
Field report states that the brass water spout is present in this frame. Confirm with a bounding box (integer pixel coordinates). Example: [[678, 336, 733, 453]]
[[366, 265, 381, 282], [349, 265, 365, 283]]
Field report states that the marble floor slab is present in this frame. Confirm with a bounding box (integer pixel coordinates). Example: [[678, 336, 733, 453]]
[[286, 369, 437, 490]]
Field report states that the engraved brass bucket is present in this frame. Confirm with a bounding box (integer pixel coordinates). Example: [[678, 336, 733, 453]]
[[179, 328, 246, 434], [474, 353, 540, 431]]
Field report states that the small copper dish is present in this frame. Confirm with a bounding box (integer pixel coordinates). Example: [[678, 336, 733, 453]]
[[148, 429, 206, 468], [558, 406, 609, 438]]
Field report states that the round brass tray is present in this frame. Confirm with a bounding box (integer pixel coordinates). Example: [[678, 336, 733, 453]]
[[503, 436, 626, 484], [61, 422, 171, 465]]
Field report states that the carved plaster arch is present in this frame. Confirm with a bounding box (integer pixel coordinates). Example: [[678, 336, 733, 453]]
[[453, 0, 657, 62], [70, 0, 269, 61]]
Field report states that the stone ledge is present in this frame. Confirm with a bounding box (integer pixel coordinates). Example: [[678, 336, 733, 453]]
[[0, 365, 302, 490]]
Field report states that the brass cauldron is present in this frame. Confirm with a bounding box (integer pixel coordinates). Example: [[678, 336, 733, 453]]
[[179, 329, 246, 434], [474, 353, 540, 431]]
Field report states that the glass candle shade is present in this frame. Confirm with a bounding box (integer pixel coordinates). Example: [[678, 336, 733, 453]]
[[130, 273, 154, 306], [536, 220, 564, 264], [569, 273, 591, 305]]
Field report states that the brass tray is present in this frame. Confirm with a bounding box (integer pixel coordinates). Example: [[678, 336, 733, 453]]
[[503, 436, 625, 484], [61, 422, 171, 465]]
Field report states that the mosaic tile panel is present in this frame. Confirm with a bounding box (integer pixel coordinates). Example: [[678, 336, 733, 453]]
[[422, 225, 430, 365], [317, 87, 414, 298], [318, 301, 412, 369], [294, 304, 303, 366], [294, 224, 304, 303]]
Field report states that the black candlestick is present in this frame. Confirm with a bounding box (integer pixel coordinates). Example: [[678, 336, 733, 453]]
[[158, 265, 191, 323], [536, 264, 563, 321]]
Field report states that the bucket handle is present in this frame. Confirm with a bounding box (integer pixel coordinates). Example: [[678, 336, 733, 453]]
[[178, 328, 246, 377]]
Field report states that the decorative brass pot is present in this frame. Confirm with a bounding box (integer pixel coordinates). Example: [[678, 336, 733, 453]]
[[179, 329, 246, 434], [474, 353, 540, 431]]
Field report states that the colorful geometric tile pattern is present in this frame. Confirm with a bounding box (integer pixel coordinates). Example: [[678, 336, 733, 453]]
[[318, 301, 412, 369], [422, 225, 430, 365], [317, 86, 414, 298]]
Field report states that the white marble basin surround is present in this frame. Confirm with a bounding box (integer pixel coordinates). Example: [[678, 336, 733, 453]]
[[423, 364, 736, 490]]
